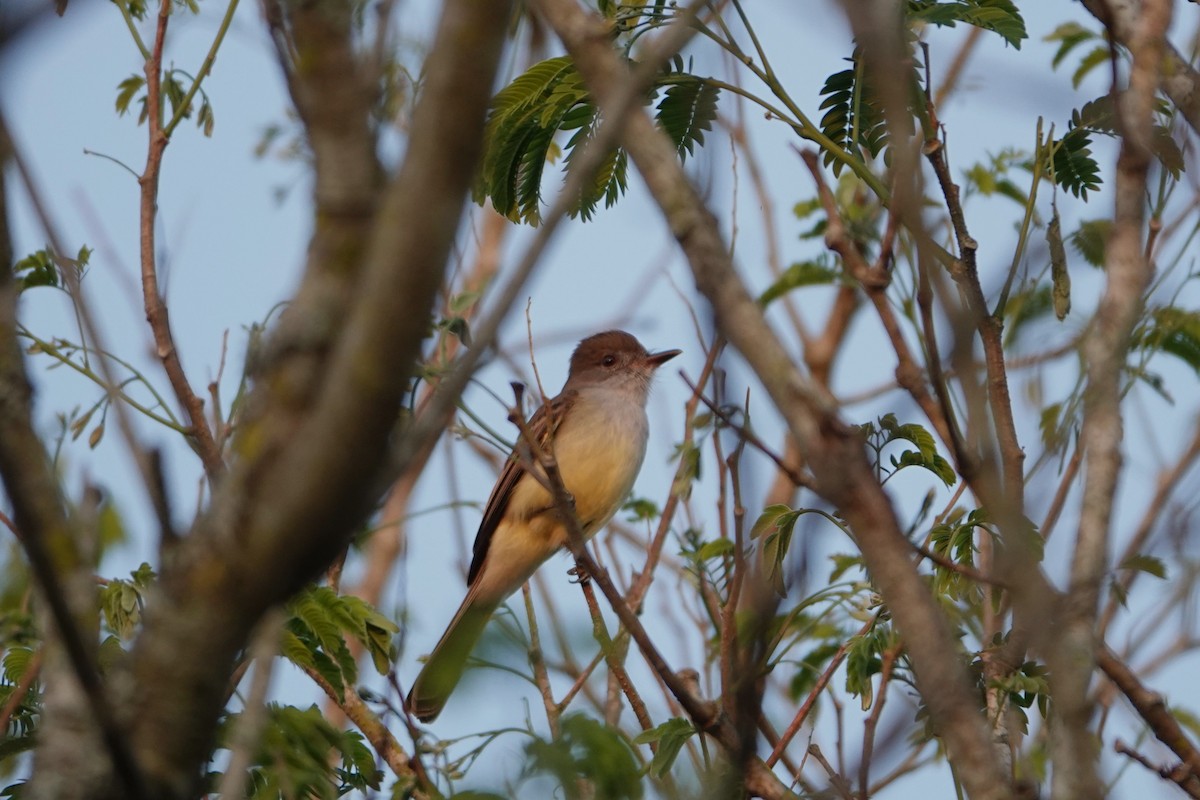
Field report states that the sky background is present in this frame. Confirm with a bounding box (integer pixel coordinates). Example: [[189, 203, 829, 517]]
[[3, 0, 1200, 796]]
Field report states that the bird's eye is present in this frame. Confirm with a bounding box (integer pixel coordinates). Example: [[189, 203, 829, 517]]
[[602, 354, 617, 367]]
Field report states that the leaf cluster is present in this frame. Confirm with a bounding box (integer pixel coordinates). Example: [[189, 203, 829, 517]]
[[860, 414, 956, 487], [908, 0, 1027, 49], [0, 648, 41, 774], [1132, 307, 1200, 376], [523, 714, 643, 800], [115, 69, 214, 137], [817, 51, 893, 177], [220, 705, 382, 800], [1044, 27, 1183, 200], [11, 245, 90, 293], [281, 586, 399, 703], [473, 56, 719, 224], [99, 562, 156, 639]]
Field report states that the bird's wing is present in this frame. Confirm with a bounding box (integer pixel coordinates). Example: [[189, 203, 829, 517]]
[[466, 391, 575, 584]]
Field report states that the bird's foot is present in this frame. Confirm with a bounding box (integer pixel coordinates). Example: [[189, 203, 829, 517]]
[[568, 561, 591, 585]]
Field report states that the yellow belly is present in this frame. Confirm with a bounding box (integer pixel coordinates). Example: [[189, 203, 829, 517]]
[[507, 392, 649, 539]]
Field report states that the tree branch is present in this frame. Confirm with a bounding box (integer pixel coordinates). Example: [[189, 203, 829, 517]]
[[139, 0, 224, 480], [1098, 647, 1200, 797], [1053, 3, 1169, 796], [120, 3, 514, 797]]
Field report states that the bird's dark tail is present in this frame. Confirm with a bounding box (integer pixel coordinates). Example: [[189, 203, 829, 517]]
[[406, 594, 498, 722]]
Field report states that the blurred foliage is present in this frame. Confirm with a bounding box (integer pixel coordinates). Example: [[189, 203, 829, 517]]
[[218, 705, 382, 799]]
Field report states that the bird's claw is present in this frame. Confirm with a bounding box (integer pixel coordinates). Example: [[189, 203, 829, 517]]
[[568, 562, 591, 585]]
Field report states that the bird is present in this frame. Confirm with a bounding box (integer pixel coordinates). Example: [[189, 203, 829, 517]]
[[406, 330, 680, 722]]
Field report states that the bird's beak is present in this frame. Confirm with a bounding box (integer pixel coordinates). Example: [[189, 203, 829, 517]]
[[646, 348, 682, 368]]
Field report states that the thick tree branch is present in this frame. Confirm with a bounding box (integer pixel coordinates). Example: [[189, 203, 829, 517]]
[[1053, 2, 1170, 797], [120, 3, 513, 797], [530, 2, 1012, 798]]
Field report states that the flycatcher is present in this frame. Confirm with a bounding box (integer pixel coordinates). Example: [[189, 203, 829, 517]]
[[407, 330, 680, 722]]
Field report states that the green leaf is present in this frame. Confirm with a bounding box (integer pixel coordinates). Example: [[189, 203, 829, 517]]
[[1038, 402, 1066, 452], [1152, 125, 1184, 179], [197, 98, 215, 137], [877, 417, 956, 486], [1051, 128, 1102, 200], [1133, 307, 1200, 374], [758, 260, 839, 306], [12, 249, 59, 291], [844, 626, 887, 709], [1070, 219, 1111, 267], [963, 160, 1029, 206], [908, 0, 1027, 49], [752, 505, 801, 596], [1120, 554, 1167, 580], [1045, 22, 1099, 69], [1071, 45, 1110, 89], [476, 56, 589, 223], [130, 562, 156, 587], [1108, 576, 1128, 609], [750, 504, 797, 540], [1073, 95, 1117, 133], [622, 497, 660, 522], [526, 714, 643, 800], [2, 648, 34, 684], [829, 553, 863, 582], [237, 705, 382, 798], [280, 628, 317, 669], [115, 74, 145, 116], [818, 57, 892, 176], [671, 440, 701, 498], [655, 77, 720, 163], [100, 577, 145, 639], [633, 717, 695, 778], [162, 73, 188, 119], [789, 641, 843, 701], [696, 538, 735, 561], [449, 290, 481, 314]]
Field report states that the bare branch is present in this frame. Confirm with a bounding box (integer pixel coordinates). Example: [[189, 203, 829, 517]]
[[139, 0, 224, 480], [1100, 647, 1200, 797]]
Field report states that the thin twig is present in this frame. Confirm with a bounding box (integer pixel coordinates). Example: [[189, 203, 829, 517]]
[[0, 648, 42, 733], [1098, 647, 1200, 795], [216, 609, 284, 800], [139, 0, 224, 480], [682, 374, 815, 491], [766, 616, 876, 769], [523, 582, 561, 738]]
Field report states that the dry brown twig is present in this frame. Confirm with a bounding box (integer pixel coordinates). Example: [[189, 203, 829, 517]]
[[1100, 646, 1200, 798]]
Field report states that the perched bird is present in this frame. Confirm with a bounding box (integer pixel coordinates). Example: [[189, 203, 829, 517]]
[[407, 330, 680, 722]]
